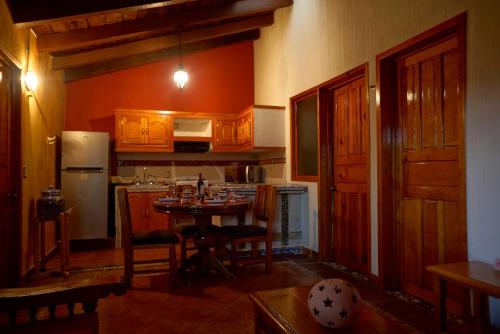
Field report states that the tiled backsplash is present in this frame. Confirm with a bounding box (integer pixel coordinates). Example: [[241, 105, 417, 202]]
[[116, 152, 286, 184]]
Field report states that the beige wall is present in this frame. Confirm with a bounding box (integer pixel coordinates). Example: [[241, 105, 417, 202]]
[[254, 0, 500, 324], [0, 1, 66, 276]]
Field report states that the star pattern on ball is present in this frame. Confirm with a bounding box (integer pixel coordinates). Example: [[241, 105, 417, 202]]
[[334, 286, 342, 294], [339, 308, 348, 319], [352, 294, 358, 304], [313, 307, 320, 316], [318, 285, 325, 292], [323, 297, 333, 308], [327, 321, 336, 327]]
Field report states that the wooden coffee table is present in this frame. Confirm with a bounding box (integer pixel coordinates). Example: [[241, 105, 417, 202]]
[[250, 286, 418, 334]]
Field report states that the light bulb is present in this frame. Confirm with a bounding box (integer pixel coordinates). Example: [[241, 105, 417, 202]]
[[25, 71, 38, 91], [173, 66, 188, 89]]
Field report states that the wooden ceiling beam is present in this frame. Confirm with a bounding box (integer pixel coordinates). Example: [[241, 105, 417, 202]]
[[64, 30, 260, 82], [8, 0, 195, 25], [52, 14, 273, 70], [37, 0, 292, 53]]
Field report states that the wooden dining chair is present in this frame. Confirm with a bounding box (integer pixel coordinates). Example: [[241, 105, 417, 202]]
[[117, 188, 179, 287], [218, 185, 277, 273]]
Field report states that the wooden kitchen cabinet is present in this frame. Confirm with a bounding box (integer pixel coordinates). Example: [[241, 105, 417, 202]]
[[239, 105, 285, 152], [115, 110, 173, 152], [213, 119, 237, 150], [127, 192, 170, 233]]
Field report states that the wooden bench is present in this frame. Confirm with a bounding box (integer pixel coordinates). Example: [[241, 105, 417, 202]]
[[427, 261, 500, 332], [0, 276, 126, 333]]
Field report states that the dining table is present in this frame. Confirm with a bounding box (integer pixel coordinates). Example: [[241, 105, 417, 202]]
[[153, 197, 252, 280]]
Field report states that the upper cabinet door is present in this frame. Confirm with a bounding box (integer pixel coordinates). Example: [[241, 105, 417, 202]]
[[237, 112, 252, 146], [147, 117, 171, 146], [120, 115, 146, 145], [115, 110, 173, 152], [215, 120, 237, 146]]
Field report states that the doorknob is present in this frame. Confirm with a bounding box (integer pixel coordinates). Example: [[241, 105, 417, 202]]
[[7, 192, 18, 200], [330, 186, 337, 192]]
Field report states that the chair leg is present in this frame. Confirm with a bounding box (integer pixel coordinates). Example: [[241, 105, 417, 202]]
[[124, 246, 133, 287], [169, 244, 177, 284], [265, 238, 272, 273], [251, 241, 258, 260], [180, 237, 187, 265], [230, 240, 238, 270]]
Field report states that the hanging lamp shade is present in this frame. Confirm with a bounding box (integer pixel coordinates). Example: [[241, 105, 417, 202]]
[[173, 65, 188, 89]]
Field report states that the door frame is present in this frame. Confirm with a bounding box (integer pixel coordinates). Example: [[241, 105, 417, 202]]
[[376, 13, 466, 289], [318, 63, 370, 271], [0, 45, 22, 286]]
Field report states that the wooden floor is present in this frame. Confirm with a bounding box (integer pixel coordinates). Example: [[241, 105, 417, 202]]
[[21, 249, 493, 334]]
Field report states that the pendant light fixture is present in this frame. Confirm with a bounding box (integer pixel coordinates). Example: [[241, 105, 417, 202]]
[[173, 31, 188, 90]]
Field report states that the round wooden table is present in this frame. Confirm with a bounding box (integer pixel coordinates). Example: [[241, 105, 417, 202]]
[[154, 198, 252, 279]]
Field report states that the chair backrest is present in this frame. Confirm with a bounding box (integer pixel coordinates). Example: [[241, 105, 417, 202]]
[[117, 188, 133, 248], [252, 185, 277, 232]]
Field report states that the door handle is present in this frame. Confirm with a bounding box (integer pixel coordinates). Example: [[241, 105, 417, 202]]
[[330, 186, 337, 192], [7, 192, 18, 200]]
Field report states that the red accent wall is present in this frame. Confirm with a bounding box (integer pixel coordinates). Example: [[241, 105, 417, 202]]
[[65, 41, 254, 134]]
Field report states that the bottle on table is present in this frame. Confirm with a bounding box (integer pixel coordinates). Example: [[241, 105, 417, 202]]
[[197, 173, 204, 200]]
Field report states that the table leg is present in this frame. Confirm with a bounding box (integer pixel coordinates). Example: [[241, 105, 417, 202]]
[[433, 274, 447, 333], [33, 215, 41, 274], [58, 212, 69, 277], [473, 290, 490, 326], [182, 215, 235, 280]]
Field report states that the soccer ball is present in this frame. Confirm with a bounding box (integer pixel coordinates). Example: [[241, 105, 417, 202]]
[[307, 279, 362, 328]]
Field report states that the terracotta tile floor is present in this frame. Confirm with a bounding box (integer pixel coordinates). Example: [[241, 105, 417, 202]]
[[24, 249, 497, 334]]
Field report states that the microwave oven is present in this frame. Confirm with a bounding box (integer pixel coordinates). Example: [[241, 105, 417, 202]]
[[224, 165, 262, 183]]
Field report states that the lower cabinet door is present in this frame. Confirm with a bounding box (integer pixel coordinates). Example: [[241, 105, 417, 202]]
[[148, 192, 170, 231]]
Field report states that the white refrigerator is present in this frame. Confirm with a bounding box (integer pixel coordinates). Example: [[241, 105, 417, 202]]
[[61, 131, 109, 240]]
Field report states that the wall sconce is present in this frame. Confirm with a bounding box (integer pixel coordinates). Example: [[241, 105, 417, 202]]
[[173, 32, 188, 90], [24, 71, 38, 91]]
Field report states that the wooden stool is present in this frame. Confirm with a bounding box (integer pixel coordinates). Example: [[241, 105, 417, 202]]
[[33, 208, 72, 277]]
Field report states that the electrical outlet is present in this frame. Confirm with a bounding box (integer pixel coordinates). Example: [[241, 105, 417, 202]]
[[494, 257, 500, 271]]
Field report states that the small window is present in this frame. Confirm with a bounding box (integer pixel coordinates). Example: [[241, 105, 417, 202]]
[[291, 91, 319, 181]]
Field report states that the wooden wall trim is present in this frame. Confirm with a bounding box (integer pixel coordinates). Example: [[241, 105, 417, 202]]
[[376, 12, 467, 290]]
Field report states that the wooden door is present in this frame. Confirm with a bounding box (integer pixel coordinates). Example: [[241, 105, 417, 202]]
[[0, 55, 21, 287], [127, 192, 146, 233], [396, 36, 466, 304], [120, 116, 145, 145], [215, 120, 237, 146], [332, 77, 369, 274], [146, 117, 170, 147]]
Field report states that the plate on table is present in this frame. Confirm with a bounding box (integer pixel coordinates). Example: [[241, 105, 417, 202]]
[[159, 197, 179, 203], [204, 198, 227, 205]]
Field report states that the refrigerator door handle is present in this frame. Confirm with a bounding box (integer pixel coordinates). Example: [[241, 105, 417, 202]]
[[64, 168, 104, 173]]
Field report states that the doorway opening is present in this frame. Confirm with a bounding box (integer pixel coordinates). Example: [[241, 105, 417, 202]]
[[0, 48, 22, 287]]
